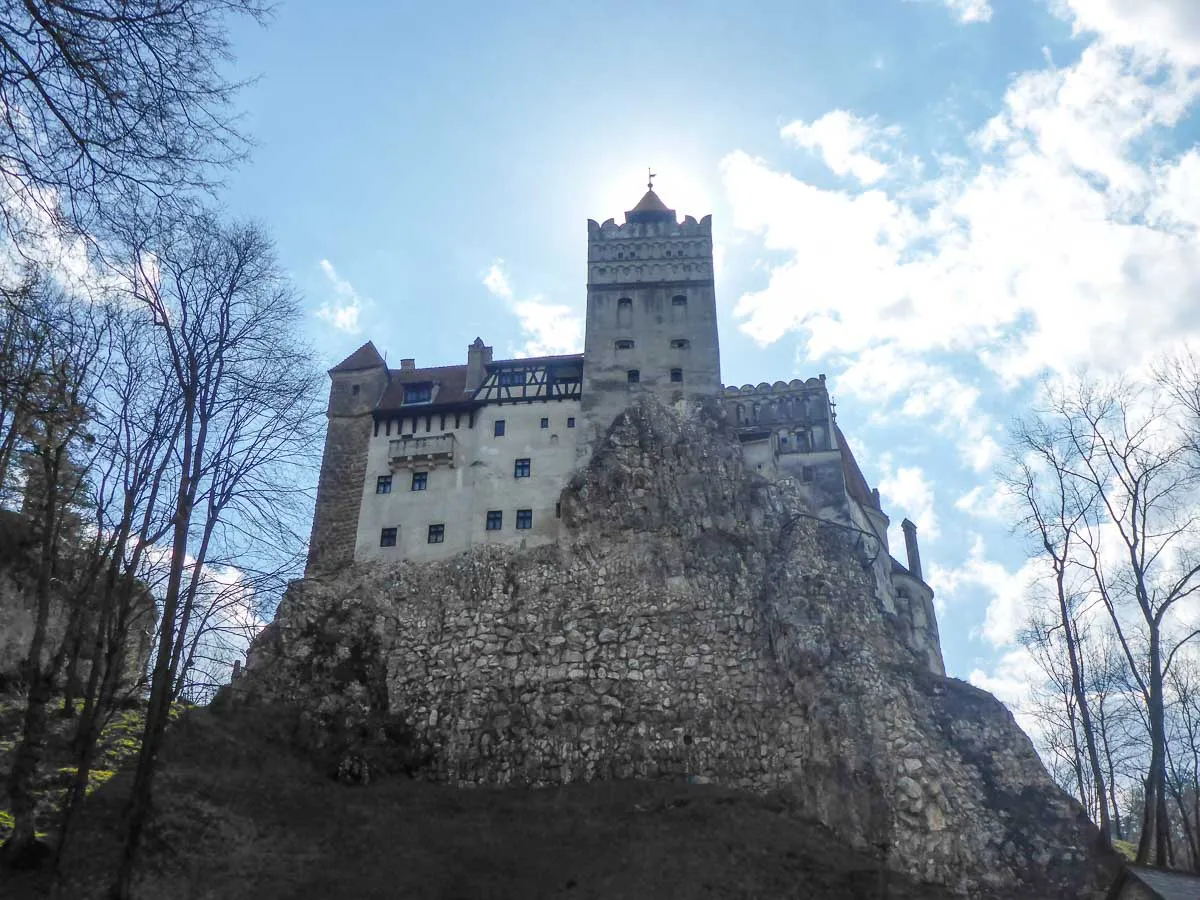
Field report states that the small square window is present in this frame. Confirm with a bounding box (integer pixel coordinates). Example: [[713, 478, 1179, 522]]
[[514, 458, 531, 478], [380, 527, 397, 547], [627, 370, 640, 384], [567, 417, 576, 428], [494, 419, 506, 437], [427, 524, 445, 544], [670, 368, 683, 383], [376, 475, 392, 494], [516, 509, 532, 530], [540, 417, 549, 429], [411, 472, 428, 491], [486, 510, 503, 531]]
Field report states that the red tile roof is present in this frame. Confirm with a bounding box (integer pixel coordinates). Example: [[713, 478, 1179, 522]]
[[329, 341, 385, 374], [836, 424, 879, 510]]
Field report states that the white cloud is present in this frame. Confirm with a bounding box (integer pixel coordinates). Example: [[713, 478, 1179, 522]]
[[940, 0, 993, 25], [927, 534, 1043, 645], [878, 461, 940, 540], [482, 260, 583, 358], [782, 110, 899, 185], [1057, 0, 1200, 66], [316, 259, 363, 334]]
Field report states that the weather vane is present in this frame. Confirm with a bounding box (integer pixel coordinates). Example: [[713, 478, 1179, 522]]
[[647, 168, 656, 191]]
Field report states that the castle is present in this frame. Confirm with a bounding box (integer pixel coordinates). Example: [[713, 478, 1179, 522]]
[[307, 182, 941, 674]]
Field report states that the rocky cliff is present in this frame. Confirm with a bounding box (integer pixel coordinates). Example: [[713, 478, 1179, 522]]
[[236, 398, 1117, 898]]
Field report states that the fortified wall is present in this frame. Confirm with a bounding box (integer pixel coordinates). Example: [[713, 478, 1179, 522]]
[[239, 398, 1114, 898]]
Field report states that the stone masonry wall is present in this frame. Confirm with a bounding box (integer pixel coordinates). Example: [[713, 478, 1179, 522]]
[[306, 412, 372, 575], [243, 398, 1117, 898]]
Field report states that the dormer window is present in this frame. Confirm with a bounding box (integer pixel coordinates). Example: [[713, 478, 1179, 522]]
[[615, 339, 635, 350], [403, 383, 432, 404]]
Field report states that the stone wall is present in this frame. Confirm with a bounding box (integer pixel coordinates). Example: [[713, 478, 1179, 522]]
[[241, 398, 1117, 898]]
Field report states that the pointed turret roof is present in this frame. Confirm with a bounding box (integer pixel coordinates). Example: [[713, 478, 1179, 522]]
[[625, 178, 677, 225], [329, 340, 385, 374]]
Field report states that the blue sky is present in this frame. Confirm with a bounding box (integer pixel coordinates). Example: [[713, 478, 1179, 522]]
[[216, 1, 1200, 701]]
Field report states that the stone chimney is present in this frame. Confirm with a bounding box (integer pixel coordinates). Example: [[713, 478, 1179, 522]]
[[901, 518, 922, 582], [466, 337, 493, 390], [400, 358, 416, 371]]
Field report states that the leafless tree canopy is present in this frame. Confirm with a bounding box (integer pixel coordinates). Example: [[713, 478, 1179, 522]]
[[0, 0, 266, 239], [1008, 358, 1200, 869]]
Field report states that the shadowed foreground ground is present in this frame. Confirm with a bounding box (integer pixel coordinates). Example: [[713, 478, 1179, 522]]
[[4, 706, 961, 899]]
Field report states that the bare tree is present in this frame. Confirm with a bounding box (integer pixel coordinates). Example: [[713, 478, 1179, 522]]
[[0, 0, 267, 244], [1, 277, 110, 867], [1008, 410, 1114, 839], [109, 210, 320, 898], [1009, 372, 1200, 866]]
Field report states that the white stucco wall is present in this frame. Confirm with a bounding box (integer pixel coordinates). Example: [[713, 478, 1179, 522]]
[[354, 400, 582, 563]]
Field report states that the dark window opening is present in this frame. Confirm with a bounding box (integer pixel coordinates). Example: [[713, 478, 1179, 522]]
[[516, 509, 533, 530], [672, 295, 687, 306], [540, 417, 549, 429], [380, 527, 397, 547], [403, 383, 432, 404], [801, 466, 813, 483], [427, 524, 445, 544], [514, 458, 531, 478], [670, 338, 691, 349], [376, 475, 392, 494], [411, 472, 428, 491], [351, 384, 360, 396], [498, 371, 524, 387], [615, 339, 635, 350], [627, 370, 640, 384], [567, 417, 576, 428], [486, 510, 503, 531], [670, 368, 683, 383], [494, 419, 506, 437], [555, 501, 562, 519]]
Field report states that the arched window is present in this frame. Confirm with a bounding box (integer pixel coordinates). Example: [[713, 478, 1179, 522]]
[[617, 297, 633, 328], [615, 339, 634, 350]]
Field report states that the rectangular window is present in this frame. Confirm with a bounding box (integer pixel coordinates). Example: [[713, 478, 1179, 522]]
[[486, 510, 502, 531], [498, 371, 524, 387], [411, 472, 428, 491], [514, 458, 531, 478], [403, 384, 432, 404], [540, 417, 549, 429], [494, 419, 506, 437], [627, 370, 640, 384], [555, 501, 561, 519], [670, 368, 683, 383], [516, 509, 532, 530], [567, 417, 576, 428], [380, 527, 397, 547], [427, 524, 445, 544], [376, 475, 392, 494]]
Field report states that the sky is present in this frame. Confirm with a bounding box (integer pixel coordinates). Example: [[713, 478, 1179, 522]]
[[215, 0, 1200, 707]]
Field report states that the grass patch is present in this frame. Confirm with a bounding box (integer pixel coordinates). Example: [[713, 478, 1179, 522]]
[[1112, 839, 1138, 861]]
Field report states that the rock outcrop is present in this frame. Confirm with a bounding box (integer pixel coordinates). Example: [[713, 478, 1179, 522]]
[[237, 398, 1117, 898]]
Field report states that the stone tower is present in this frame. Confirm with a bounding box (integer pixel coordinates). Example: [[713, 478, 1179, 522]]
[[581, 184, 721, 433], [306, 341, 390, 574]]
